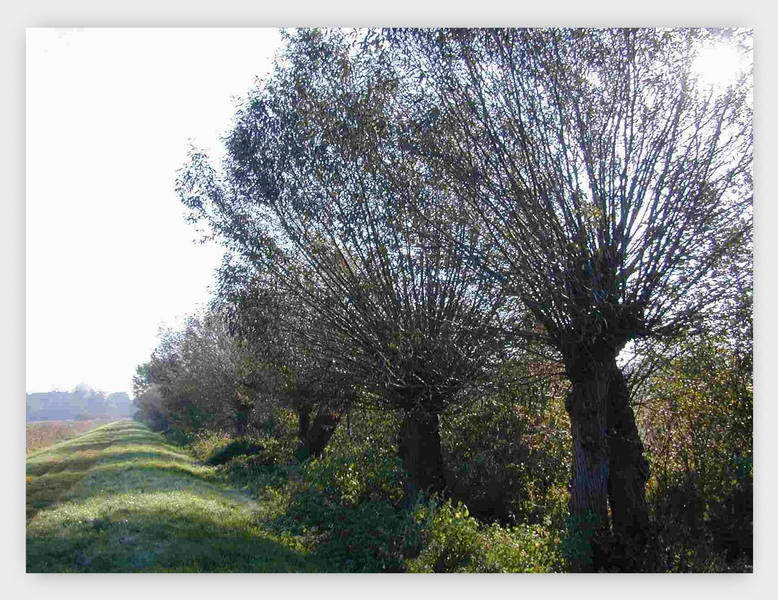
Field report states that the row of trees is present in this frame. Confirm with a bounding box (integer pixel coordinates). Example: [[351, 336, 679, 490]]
[[136, 28, 752, 571]]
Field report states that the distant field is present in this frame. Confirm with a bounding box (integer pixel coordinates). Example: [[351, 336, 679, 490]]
[[26, 419, 114, 453], [26, 420, 314, 572]]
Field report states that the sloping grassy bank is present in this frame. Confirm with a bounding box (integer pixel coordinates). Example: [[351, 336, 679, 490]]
[[26, 420, 315, 572]]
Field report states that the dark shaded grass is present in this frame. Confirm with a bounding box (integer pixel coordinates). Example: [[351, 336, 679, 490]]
[[27, 471, 91, 520], [26, 422, 124, 519], [27, 503, 311, 573]]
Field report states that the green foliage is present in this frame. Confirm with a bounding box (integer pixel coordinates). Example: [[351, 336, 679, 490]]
[[442, 375, 570, 526], [407, 499, 562, 573], [204, 403, 566, 573], [638, 334, 753, 571], [222, 455, 290, 492], [266, 408, 416, 571], [301, 442, 405, 508], [205, 438, 265, 466], [298, 407, 405, 504], [559, 512, 603, 571], [279, 487, 424, 572], [177, 429, 229, 460]]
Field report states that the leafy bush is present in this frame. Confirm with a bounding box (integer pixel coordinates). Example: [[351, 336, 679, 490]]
[[299, 407, 406, 506], [442, 377, 570, 526], [180, 430, 231, 461], [220, 454, 290, 492], [205, 438, 265, 466], [163, 428, 196, 447], [278, 486, 424, 572], [407, 498, 563, 573], [648, 457, 752, 573], [300, 446, 405, 508], [639, 336, 753, 572]]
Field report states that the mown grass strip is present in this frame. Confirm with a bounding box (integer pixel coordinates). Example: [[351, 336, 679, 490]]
[[26, 422, 121, 519], [26, 420, 316, 572]]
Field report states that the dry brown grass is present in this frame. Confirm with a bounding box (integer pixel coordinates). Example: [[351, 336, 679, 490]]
[[26, 419, 113, 454]]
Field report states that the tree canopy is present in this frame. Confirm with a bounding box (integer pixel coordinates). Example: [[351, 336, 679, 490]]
[[165, 27, 751, 571]]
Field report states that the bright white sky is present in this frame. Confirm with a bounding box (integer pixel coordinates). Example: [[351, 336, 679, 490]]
[[24, 28, 751, 398], [26, 28, 283, 395]]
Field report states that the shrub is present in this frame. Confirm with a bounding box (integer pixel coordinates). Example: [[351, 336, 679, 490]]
[[638, 337, 753, 572], [220, 454, 289, 491], [205, 438, 265, 466], [182, 430, 231, 461], [281, 487, 424, 572], [406, 499, 481, 572], [443, 390, 570, 526], [647, 457, 753, 573], [299, 407, 406, 507], [300, 446, 405, 508], [407, 498, 563, 573], [259, 408, 420, 571]]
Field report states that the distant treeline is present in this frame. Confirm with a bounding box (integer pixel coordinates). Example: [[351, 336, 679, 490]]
[[26, 384, 133, 422]]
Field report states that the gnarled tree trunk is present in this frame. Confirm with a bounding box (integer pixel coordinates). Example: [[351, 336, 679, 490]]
[[297, 404, 341, 459], [305, 409, 341, 458], [235, 402, 251, 437], [605, 359, 651, 570], [564, 350, 653, 571], [564, 368, 611, 572], [398, 408, 446, 497]]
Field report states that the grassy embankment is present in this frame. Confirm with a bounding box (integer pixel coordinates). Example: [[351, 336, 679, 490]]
[[26, 420, 315, 572]]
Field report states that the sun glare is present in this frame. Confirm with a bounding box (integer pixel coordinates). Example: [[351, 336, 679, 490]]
[[691, 41, 746, 90]]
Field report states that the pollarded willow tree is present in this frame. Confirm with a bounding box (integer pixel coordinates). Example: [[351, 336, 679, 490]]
[[178, 29, 514, 494], [215, 258, 355, 458], [379, 27, 752, 567], [134, 310, 259, 435]]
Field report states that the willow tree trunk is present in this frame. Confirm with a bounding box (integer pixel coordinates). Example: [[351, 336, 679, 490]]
[[564, 352, 652, 571], [605, 360, 651, 570], [564, 369, 611, 572], [298, 406, 311, 445], [305, 409, 341, 458], [235, 403, 251, 437], [398, 408, 446, 497], [297, 404, 341, 459]]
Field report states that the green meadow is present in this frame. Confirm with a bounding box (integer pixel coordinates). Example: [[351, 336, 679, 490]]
[[25, 420, 314, 572]]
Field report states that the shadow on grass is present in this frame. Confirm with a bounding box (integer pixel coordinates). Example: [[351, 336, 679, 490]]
[[26, 422, 196, 519], [27, 501, 314, 572], [26, 471, 92, 520], [27, 450, 104, 477], [83, 460, 221, 490], [27, 421, 320, 572]]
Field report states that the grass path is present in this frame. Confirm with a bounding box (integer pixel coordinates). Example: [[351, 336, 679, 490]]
[[26, 420, 316, 572]]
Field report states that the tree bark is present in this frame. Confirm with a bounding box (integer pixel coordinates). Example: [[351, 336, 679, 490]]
[[297, 404, 340, 459], [605, 360, 651, 570], [297, 405, 312, 444], [564, 371, 611, 572], [235, 402, 251, 437], [398, 408, 446, 497], [305, 408, 341, 458], [564, 351, 653, 571]]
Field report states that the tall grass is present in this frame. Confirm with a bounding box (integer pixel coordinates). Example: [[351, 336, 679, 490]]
[[26, 419, 113, 453]]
